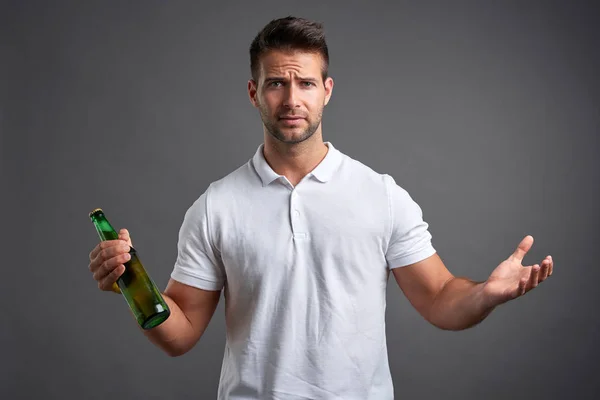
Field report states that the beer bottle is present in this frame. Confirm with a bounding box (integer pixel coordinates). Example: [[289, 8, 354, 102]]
[[89, 208, 170, 330]]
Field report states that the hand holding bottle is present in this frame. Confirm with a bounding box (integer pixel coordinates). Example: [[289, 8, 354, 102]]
[[88, 209, 170, 329], [88, 228, 132, 293]]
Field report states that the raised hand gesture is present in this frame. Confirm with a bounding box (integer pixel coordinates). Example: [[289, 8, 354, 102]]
[[483, 235, 553, 306]]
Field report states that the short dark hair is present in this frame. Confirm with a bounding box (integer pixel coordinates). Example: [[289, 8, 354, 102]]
[[249, 16, 329, 82]]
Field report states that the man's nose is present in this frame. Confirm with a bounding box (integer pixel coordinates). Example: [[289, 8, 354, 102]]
[[283, 84, 301, 108]]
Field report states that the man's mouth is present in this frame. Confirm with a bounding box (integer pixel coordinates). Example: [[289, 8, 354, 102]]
[[279, 116, 305, 120], [278, 116, 305, 126]]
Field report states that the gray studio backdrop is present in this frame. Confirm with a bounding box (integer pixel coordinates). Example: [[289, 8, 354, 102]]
[[3, 1, 599, 399]]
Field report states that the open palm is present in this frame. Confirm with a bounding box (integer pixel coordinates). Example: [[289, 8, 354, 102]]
[[484, 235, 553, 306]]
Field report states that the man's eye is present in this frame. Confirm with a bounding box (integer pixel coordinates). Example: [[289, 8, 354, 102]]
[[269, 81, 283, 87], [302, 81, 315, 87]]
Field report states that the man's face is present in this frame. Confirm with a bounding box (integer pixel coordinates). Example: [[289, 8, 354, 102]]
[[248, 50, 334, 144]]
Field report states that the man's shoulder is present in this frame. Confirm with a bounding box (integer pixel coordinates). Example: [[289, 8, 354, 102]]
[[337, 150, 392, 186], [335, 150, 416, 204], [206, 158, 257, 193]]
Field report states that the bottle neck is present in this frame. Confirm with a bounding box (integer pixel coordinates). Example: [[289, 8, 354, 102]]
[[91, 212, 119, 241]]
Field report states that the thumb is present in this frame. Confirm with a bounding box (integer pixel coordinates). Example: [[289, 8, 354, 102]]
[[510, 235, 534, 262], [118, 228, 133, 247]]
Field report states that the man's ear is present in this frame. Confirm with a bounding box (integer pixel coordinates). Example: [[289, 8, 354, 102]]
[[323, 76, 334, 106], [248, 79, 259, 108]]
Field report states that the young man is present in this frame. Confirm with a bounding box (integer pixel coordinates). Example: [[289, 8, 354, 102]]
[[88, 16, 554, 399]]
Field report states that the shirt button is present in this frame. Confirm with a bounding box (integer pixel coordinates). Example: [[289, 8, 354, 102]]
[[294, 210, 300, 218]]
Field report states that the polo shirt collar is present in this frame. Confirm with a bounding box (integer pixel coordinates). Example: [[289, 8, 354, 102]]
[[252, 141, 342, 187]]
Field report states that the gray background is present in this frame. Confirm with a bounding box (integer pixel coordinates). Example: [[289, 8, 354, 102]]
[[2, 1, 599, 399]]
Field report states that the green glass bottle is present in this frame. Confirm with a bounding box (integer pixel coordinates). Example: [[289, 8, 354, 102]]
[[89, 208, 170, 330]]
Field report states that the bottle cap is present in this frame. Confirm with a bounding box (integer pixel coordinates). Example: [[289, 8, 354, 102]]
[[89, 208, 104, 218]]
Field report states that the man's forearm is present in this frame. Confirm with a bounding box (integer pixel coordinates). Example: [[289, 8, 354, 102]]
[[140, 294, 197, 356], [428, 277, 496, 331]]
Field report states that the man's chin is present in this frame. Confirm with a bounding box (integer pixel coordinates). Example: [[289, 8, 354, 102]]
[[271, 130, 313, 145]]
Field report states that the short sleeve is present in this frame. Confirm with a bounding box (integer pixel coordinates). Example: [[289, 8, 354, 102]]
[[170, 187, 225, 291], [384, 175, 436, 269]]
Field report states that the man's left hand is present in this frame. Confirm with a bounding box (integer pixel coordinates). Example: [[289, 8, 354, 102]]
[[483, 235, 554, 307]]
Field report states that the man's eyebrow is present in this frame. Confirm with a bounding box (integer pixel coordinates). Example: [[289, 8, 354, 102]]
[[264, 77, 286, 83], [263, 76, 319, 83], [297, 77, 318, 82]]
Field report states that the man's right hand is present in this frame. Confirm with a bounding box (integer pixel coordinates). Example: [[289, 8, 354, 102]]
[[88, 228, 221, 356], [88, 229, 133, 293]]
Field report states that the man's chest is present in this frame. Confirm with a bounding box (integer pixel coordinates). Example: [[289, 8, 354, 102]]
[[213, 190, 390, 294]]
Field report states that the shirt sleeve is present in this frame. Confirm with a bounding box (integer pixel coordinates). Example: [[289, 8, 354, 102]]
[[170, 187, 225, 291], [384, 174, 437, 269]]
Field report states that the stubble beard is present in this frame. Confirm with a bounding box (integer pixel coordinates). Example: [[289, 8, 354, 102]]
[[258, 102, 323, 145]]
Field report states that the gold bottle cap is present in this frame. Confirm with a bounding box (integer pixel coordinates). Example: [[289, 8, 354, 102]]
[[89, 208, 104, 218]]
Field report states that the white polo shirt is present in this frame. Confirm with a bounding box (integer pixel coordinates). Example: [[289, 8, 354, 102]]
[[171, 142, 436, 400]]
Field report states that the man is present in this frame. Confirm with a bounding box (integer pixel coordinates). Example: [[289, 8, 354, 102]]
[[88, 16, 554, 399]]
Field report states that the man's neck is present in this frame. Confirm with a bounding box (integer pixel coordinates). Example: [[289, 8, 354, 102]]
[[262, 132, 329, 186]]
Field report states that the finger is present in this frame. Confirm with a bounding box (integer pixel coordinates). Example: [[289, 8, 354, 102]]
[[118, 229, 133, 247], [510, 235, 534, 263], [529, 264, 540, 289], [539, 257, 550, 281], [98, 264, 126, 292], [89, 242, 131, 273], [89, 239, 124, 261], [518, 277, 528, 296], [548, 255, 553, 276], [93, 252, 131, 282]]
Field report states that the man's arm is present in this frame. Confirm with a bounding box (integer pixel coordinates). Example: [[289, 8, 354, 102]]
[[392, 236, 553, 331], [89, 227, 222, 356], [142, 279, 221, 356], [392, 255, 492, 331], [392, 253, 491, 331]]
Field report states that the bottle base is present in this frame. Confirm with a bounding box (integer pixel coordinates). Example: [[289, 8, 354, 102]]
[[141, 310, 171, 330]]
